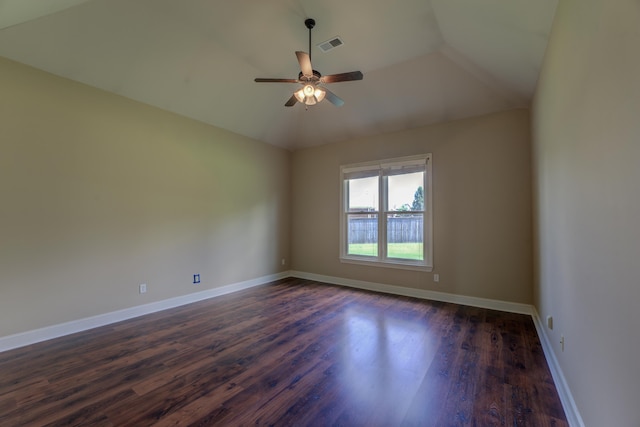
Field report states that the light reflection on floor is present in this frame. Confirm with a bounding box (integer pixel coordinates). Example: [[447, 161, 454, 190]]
[[337, 305, 437, 422]]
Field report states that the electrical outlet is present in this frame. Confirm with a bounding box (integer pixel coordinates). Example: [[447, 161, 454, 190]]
[[546, 315, 553, 330], [281, 258, 286, 266], [560, 335, 565, 352], [139, 283, 147, 294], [433, 274, 439, 283], [193, 274, 200, 284]]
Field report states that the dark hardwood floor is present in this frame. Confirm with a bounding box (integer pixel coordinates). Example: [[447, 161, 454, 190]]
[[0, 278, 567, 426]]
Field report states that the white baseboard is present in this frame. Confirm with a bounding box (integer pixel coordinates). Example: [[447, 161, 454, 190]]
[[0, 271, 290, 353], [290, 270, 533, 315], [531, 309, 585, 427]]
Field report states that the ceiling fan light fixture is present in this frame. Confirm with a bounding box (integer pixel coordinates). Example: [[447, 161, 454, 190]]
[[303, 84, 315, 96], [294, 87, 306, 103], [295, 84, 325, 105], [314, 87, 326, 102]]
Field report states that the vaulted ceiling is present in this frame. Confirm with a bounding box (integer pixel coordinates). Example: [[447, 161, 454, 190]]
[[0, 0, 558, 150]]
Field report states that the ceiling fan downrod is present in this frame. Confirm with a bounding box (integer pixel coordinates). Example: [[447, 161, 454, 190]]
[[305, 18, 315, 61]]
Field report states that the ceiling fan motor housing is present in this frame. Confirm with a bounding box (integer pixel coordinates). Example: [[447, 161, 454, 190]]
[[299, 70, 322, 81]]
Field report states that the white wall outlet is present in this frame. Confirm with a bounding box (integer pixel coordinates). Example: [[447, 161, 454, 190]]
[[546, 315, 553, 330], [433, 274, 439, 282], [139, 283, 147, 294], [281, 258, 286, 266]]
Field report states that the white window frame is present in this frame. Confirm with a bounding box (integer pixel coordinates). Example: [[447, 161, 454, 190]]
[[339, 154, 433, 271]]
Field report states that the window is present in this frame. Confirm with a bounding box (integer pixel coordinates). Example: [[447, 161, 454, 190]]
[[340, 154, 432, 271]]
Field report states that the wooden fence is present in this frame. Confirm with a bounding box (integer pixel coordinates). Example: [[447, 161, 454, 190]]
[[348, 217, 423, 243]]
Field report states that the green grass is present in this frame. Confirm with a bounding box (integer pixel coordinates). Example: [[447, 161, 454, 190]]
[[348, 243, 378, 257], [348, 243, 424, 260]]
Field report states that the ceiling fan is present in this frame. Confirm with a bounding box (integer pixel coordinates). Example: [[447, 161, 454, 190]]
[[254, 18, 363, 108]]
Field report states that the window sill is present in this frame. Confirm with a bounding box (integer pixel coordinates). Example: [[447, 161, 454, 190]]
[[340, 256, 433, 272]]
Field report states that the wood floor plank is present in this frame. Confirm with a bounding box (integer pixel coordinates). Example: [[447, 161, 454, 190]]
[[0, 278, 568, 426], [471, 311, 509, 426]]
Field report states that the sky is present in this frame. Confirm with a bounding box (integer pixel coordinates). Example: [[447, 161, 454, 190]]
[[348, 172, 423, 211]]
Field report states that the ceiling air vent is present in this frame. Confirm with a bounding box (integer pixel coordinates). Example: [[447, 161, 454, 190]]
[[317, 36, 344, 53]]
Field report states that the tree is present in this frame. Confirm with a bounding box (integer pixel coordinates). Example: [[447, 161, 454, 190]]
[[411, 186, 424, 211]]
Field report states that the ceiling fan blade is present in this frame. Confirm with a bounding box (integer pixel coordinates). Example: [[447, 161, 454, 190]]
[[255, 78, 299, 83], [296, 51, 313, 77], [321, 71, 364, 84], [323, 88, 344, 107], [285, 94, 298, 107]]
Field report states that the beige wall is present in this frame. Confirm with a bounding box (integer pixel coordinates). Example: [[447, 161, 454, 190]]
[[0, 57, 291, 337], [291, 109, 533, 304], [532, 0, 640, 425]]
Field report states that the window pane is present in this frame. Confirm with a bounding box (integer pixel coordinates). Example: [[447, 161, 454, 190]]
[[347, 214, 378, 257], [387, 172, 424, 211], [347, 176, 378, 212], [386, 214, 423, 260]]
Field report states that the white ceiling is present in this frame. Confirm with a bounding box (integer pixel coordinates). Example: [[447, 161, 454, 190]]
[[0, 0, 558, 150]]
